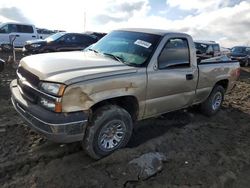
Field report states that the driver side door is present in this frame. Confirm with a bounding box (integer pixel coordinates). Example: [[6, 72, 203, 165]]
[[145, 37, 198, 118]]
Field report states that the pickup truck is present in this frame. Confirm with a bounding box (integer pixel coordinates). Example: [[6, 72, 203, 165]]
[[10, 28, 240, 159], [0, 22, 38, 48]]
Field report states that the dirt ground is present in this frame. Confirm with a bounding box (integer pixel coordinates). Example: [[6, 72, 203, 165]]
[[0, 51, 250, 188]]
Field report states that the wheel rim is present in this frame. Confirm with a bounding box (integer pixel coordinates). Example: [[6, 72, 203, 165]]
[[98, 120, 126, 151], [212, 92, 222, 110]]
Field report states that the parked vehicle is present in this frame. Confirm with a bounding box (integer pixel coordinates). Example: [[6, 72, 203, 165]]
[[230, 46, 250, 66], [195, 40, 221, 60], [22, 32, 98, 55], [36, 28, 56, 39], [84, 31, 107, 40], [0, 22, 38, 47], [11, 28, 240, 159], [0, 58, 5, 72]]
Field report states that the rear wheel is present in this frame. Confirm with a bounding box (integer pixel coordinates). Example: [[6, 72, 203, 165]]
[[83, 105, 133, 159], [200, 85, 225, 116]]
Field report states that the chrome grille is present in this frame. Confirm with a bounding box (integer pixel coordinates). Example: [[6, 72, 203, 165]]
[[17, 67, 40, 103]]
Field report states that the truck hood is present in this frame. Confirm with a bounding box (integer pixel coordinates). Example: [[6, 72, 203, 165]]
[[20, 51, 138, 84], [26, 39, 46, 45]]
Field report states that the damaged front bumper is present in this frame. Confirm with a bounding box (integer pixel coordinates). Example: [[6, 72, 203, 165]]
[[10, 79, 88, 143]]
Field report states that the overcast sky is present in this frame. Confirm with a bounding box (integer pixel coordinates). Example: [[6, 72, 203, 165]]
[[0, 0, 250, 47]]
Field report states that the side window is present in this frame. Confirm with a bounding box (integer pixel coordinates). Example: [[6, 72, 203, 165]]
[[158, 38, 190, 69], [213, 44, 220, 52], [0, 24, 9, 33], [75, 35, 97, 45], [16, 25, 34, 33], [9, 24, 18, 33], [206, 45, 213, 53], [63, 35, 75, 43], [246, 48, 250, 55]]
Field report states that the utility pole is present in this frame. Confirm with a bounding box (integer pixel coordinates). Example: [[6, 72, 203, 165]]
[[84, 11, 86, 32]]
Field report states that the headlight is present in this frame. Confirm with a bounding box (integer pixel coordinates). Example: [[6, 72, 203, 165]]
[[40, 97, 62, 112], [40, 82, 66, 96], [31, 44, 41, 48]]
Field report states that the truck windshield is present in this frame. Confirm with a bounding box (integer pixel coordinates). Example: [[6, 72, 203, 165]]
[[45, 32, 65, 42], [90, 30, 161, 66], [231, 47, 247, 54]]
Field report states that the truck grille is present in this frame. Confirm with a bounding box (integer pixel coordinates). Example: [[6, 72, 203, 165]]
[[17, 67, 40, 103], [17, 67, 40, 87]]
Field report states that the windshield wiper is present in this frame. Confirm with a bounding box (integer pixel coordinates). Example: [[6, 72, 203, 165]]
[[103, 52, 125, 64], [88, 48, 99, 53]]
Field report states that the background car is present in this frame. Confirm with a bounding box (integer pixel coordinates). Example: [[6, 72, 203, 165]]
[[84, 31, 107, 40], [230, 46, 250, 66], [195, 40, 221, 60], [22, 32, 98, 55]]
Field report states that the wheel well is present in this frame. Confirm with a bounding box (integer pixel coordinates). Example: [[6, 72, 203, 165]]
[[91, 96, 139, 121], [215, 79, 229, 91]]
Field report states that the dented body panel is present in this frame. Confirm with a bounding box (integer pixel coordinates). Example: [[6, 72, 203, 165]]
[[62, 68, 147, 119]]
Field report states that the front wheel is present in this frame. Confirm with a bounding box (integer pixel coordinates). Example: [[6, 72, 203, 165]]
[[83, 105, 133, 159], [200, 85, 225, 116]]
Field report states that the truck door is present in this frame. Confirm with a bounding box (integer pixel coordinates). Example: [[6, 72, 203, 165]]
[[15, 24, 37, 47], [145, 37, 198, 118]]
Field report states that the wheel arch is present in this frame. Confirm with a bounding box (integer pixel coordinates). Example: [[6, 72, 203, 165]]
[[90, 95, 139, 122], [215, 79, 229, 91]]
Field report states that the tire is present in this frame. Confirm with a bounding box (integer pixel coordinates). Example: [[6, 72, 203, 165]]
[[200, 85, 225, 116], [83, 105, 133, 159]]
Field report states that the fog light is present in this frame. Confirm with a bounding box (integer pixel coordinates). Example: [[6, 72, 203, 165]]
[[40, 97, 55, 111]]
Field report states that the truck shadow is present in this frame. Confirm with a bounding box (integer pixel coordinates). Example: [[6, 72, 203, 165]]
[[127, 110, 192, 148]]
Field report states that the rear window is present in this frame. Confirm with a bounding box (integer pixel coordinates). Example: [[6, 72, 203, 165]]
[[213, 44, 220, 52]]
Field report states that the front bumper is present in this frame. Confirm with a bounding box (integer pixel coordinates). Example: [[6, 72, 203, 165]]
[[10, 79, 88, 143], [22, 46, 40, 55]]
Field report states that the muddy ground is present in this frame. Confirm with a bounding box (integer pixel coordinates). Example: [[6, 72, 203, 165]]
[[0, 51, 250, 188]]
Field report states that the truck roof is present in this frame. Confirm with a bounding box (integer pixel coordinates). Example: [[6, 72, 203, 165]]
[[194, 40, 219, 45], [0, 21, 35, 26], [232, 46, 250, 48], [117, 28, 191, 37]]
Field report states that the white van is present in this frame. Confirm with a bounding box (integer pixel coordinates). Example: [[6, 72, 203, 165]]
[[0, 22, 38, 47]]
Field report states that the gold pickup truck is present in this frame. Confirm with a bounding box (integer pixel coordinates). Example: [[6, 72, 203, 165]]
[[10, 28, 240, 159]]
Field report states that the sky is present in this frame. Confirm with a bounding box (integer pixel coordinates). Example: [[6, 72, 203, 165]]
[[0, 0, 250, 47]]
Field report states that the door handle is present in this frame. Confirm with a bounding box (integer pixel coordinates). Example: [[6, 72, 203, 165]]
[[186, 74, 194, 80], [16, 34, 20, 37], [32, 36, 36, 38]]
